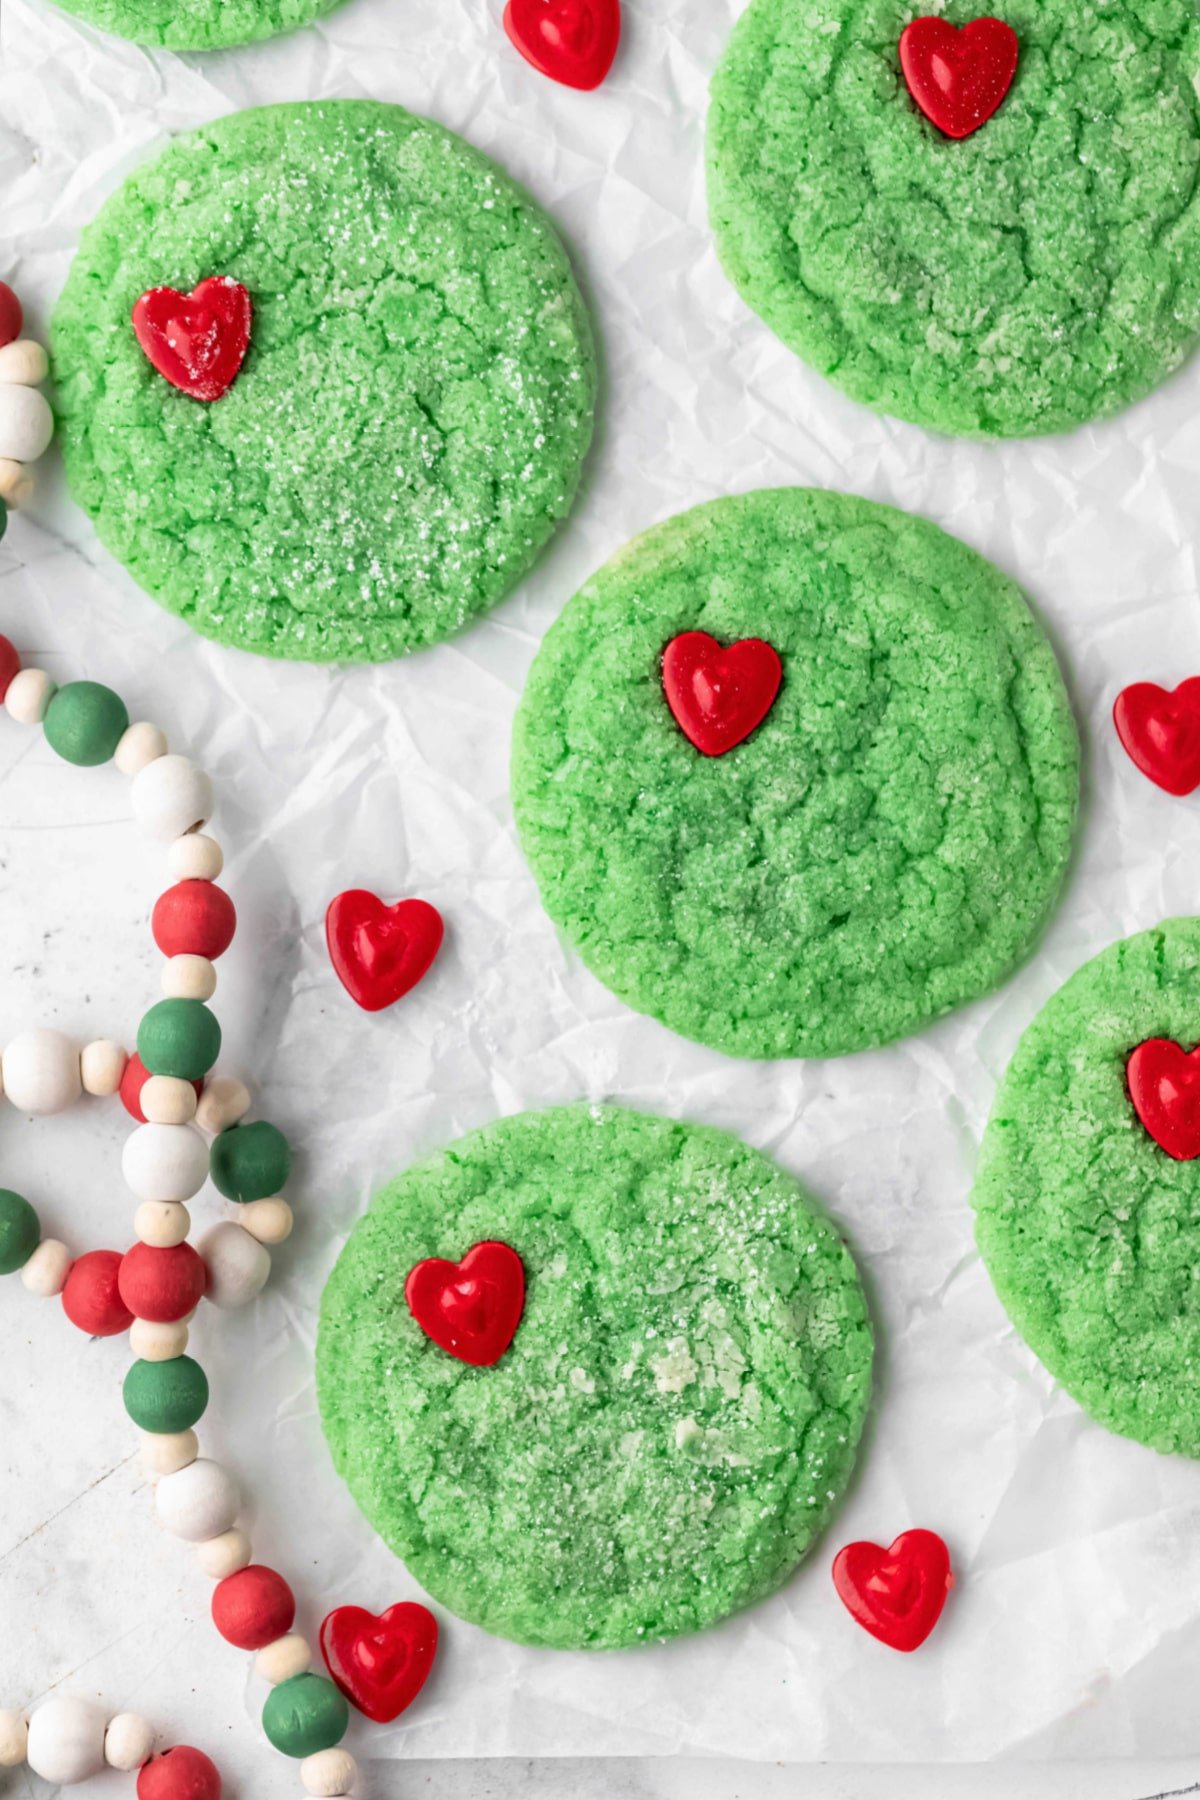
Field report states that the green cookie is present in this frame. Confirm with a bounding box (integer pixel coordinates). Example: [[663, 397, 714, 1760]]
[[708, 0, 1200, 437], [44, 0, 344, 51], [975, 919, 1200, 1458], [512, 489, 1078, 1060], [53, 102, 596, 664], [317, 1104, 873, 1649]]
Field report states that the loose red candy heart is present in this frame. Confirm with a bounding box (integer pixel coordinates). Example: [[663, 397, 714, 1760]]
[[132, 277, 252, 403], [406, 1241, 525, 1367], [832, 1528, 953, 1651], [662, 631, 782, 757], [503, 0, 620, 90], [1128, 1038, 1200, 1160], [325, 890, 444, 1013], [1113, 678, 1200, 797], [899, 17, 1019, 139], [320, 1602, 438, 1723]]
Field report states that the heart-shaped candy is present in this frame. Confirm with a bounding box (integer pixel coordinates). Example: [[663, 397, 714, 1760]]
[[832, 1529, 953, 1651], [1113, 678, 1200, 797], [1128, 1038, 1200, 1160], [132, 277, 252, 403], [503, 0, 620, 90], [325, 891, 444, 1014], [899, 17, 1019, 139], [405, 1241, 525, 1367], [662, 631, 782, 757], [320, 1602, 438, 1723]]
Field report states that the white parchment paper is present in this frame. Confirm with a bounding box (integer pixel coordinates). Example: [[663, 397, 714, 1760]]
[[3, 0, 1200, 1787]]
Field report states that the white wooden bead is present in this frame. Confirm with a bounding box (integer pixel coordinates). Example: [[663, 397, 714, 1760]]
[[0, 457, 35, 508], [301, 1748, 359, 1796], [25, 1696, 107, 1785], [134, 1200, 191, 1248], [141, 1074, 200, 1124], [0, 384, 53, 463], [156, 1458, 239, 1541], [114, 721, 168, 777], [239, 1197, 294, 1246], [3, 1028, 81, 1114], [0, 339, 49, 386], [122, 1122, 209, 1202], [140, 1428, 198, 1477], [161, 956, 217, 1003], [0, 1708, 28, 1767], [198, 1222, 270, 1308], [255, 1633, 312, 1685], [4, 666, 55, 725], [20, 1238, 71, 1297], [195, 1527, 252, 1579], [131, 756, 213, 842], [80, 1039, 127, 1097], [130, 1317, 189, 1361], [167, 833, 223, 881], [104, 1712, 156, 1771], [195, 1076, 251, 1136]]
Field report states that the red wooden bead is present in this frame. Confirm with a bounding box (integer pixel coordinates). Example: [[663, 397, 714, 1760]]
[[0, 283, 22, 351], [120, 1052, 204, 1123], [212, 1564, 296, 1649], [118, 1241, 207, 1322], [62, 1249, 133, 1337], [152, 881, 237, 960], [137, 1746, 221, 1800], [0, 635, 20, 702]]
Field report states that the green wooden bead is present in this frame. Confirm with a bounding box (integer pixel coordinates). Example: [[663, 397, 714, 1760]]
[[43, 681, 130, 767], [210, 1122, 292, 1203], [0, 498, 7, 544], [137, 998, 221, 1080], [262, 1675, 349, 1758], [0, 1189, 39, 1275], [123, 1355, 209, 1433]]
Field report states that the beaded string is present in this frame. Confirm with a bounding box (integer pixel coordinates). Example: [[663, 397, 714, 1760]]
[[0, 1698, 220, 1794], [0, 642, 358, 1797]]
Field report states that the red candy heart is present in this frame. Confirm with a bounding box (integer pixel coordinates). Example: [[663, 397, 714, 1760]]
[[832, 1529, 953, 1652], [503, 0, 620, 90], [1113, 678, 1200, 797], [899, 17, 1019, 139], [406, 1241, 525, 1367], [132, 277, 252, 403], [1128, 1039, 1200, 1160], [662, 631, 782, 757], [320, 1602, 438, 1724], [325, 891, 444, 1014]]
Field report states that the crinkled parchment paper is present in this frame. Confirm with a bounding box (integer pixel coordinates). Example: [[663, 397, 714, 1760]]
[[3, 0, 1200, 1787]]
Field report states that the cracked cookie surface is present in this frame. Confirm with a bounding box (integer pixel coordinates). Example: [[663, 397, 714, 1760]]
[[317, 1103, 873, 1649], [53, 101, 596, 663], [707, 0, 1200, 437], [45, 0, 344, 50], [975, 919, 1200, 1457], [511, 489, 1079, 1060]]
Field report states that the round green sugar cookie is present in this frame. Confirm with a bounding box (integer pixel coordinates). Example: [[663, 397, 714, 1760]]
[[317, 1104, 873, 1649], [52, 102, 596, 664], [974, 919, 1200, 1458], [44, 0, 346, 52], [707, 0, 1200, 437], [511, 489, 1078, 1060]]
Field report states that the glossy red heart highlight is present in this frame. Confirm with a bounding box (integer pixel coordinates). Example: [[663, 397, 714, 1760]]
[[1113, 678, 1200, 797], [662, 631, 782, 757], [503, 0, 620, 90], [406, 1241, 525, 1367], [1128, 1038, 1200, 1160], [325, 891, 444, 1013], [832, 1529, 953, 1651], [899, 17, 1019, 139], [320, 1602, 438, 1724], [132, 277, 252, 403]]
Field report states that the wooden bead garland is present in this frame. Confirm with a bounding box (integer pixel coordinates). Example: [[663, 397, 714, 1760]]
[[0, 282, 54, 509], [0, 1688, 219, 1792]]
